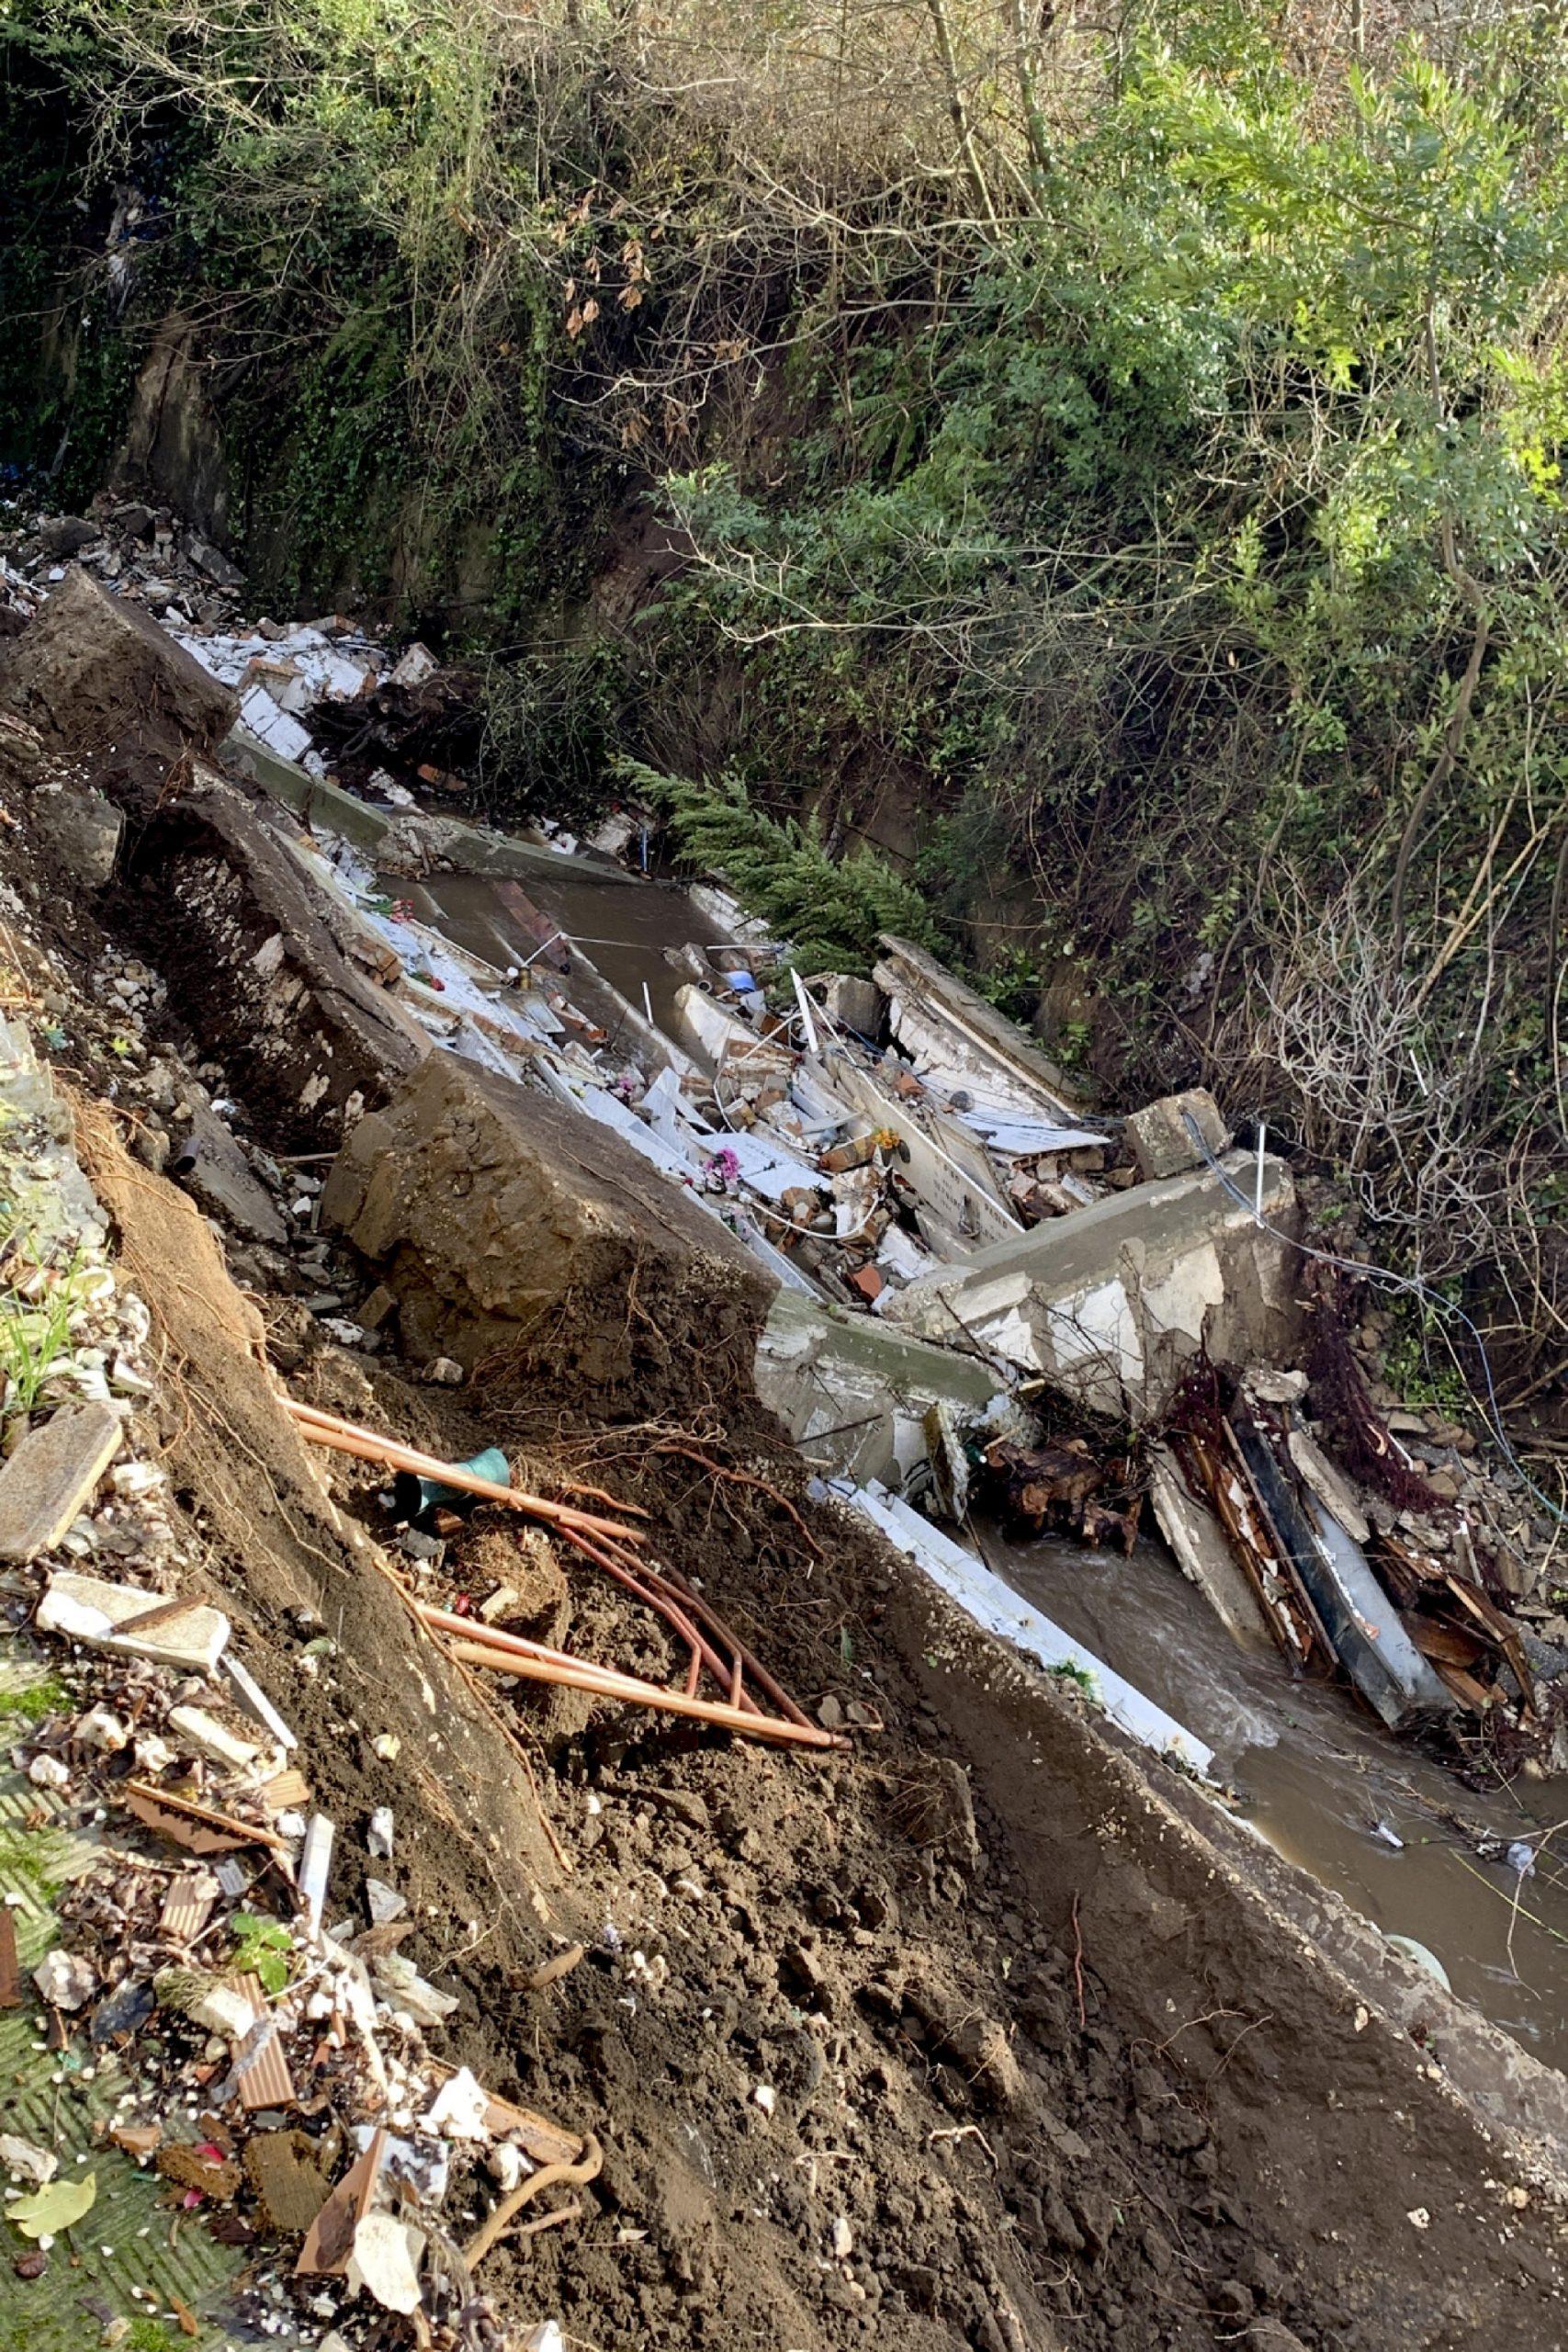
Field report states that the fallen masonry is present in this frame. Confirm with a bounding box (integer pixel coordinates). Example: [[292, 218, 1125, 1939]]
[[0, 527, 1566, 2352]]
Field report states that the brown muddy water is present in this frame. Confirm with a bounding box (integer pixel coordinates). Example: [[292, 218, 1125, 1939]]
[[401, 868, 726, 1046], [986, 1529, 1568, 2069], [403, 863, 1568, 2076]]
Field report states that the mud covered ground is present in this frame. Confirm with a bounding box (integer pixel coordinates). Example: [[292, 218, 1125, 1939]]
[[1, 639, 1566, 2350]]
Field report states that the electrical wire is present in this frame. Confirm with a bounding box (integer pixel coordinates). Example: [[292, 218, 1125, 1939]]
[[1181, 1113, 1568, 1531]]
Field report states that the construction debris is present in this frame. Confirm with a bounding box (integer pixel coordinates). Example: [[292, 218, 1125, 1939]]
[[0, 1402, 123, 1561]]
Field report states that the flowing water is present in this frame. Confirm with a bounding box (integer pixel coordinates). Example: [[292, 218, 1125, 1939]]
[[984, 1528, 1568, 2068], [400, 868, 725, 1046], [403, 860, 1568, 2076]]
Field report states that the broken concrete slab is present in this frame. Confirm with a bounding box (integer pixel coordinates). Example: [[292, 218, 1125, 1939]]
[[168, 1704, 262, 1770], [0, 1402, 122, 1560], [852, 1482, 1214, 1777], [812, 1055, 1021, 1250], [1126, 1088, 1231, 1181], [36, 1568, 231, 1672], [171, 1102, 289, 1245], [874, 933, 1088, 1119], [880, 1151, 1300, 1421], [822, 975, 884, 1040], [671, 982, 790, 1074], [33, 788, 123, 887], [1148, 1447, 1273, 1655], [0, 565, 237, 776], [755, 1287, 1002, 1487], [1286, 1423, 1371, 1547]]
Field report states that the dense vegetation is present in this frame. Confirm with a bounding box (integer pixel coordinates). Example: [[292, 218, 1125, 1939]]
[[3, 0, 1568, 1410]]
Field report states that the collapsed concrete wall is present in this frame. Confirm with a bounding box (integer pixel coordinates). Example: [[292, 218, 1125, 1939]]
[[882, 1150, 1302, 1419], [120, 780, 428, 1148], [755, 1286, 1002, 1487]]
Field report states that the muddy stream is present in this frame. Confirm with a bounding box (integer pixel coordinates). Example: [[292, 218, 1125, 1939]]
[[407, 865, 1568, 2076], [402, 866, 726, 1046], [987, 1529, 1568, 2067]]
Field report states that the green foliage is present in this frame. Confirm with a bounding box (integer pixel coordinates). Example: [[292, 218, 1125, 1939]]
[[1382, 1301, 1475, 1419], [480, 639, 624, 829], [229, 1911, 291, 1996], [976, 947, 1044, 1023], [125, 2322, 183, 2352], [1047, 1659, 1100, 1704], [0, 0, 581, 610], [620, 758, 937, 976], [0, 1249, 82, 1419], [660, 28, 1568, 1029]]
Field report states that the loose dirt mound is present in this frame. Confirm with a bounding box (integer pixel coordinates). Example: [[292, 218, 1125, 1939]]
[[73, 1100, 561, 1952], [0, 563, 236, 786]]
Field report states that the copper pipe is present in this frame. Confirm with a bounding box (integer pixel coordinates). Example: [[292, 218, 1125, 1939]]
[[651, 1561, 814, 1730], [287, 1399, 812, 1731], [562, 1520, 802, 1724], [551, 1524, 806, 1729], [420, 1604, 665, 1690], [445, 1636, 654, 1702], [284, 1404, 644, 1546], [444, 1639, 845, 1750], [558, 1526, 761, 1715]]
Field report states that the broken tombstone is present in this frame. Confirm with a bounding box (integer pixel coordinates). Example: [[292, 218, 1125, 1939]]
[[1125, 1088, 1231, 1182]]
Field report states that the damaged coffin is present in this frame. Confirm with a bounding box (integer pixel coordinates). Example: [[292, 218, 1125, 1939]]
[[1227, 1409, 1454, 1731]]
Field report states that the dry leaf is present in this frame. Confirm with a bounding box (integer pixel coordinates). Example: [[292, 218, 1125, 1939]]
[[6, 2172, 96, 2239]]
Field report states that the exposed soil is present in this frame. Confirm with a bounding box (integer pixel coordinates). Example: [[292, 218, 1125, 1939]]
[[2, 609, 1567, 2352]]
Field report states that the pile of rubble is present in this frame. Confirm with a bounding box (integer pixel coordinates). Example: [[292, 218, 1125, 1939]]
[[5, 538, 1564, 1802], [0, 496, 246, 633], [0, 1011, 589, 2346]]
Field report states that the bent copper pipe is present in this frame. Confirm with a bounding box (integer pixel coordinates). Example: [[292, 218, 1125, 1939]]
[[441, 1634, 845, 1750], [284, 1402, 645, 1545]]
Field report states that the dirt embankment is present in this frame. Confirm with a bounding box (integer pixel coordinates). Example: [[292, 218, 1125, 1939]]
[[1, 578, 1565, 2352]]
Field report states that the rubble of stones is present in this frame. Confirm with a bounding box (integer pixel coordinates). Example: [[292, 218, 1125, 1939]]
[[0, 989, 580, 2347], [1, 496, 247, 634]]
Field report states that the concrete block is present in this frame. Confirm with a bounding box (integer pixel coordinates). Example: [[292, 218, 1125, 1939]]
[[881, 1152, 1301, 1421], [823, 976, 884, 1040], [35, 788, 123, 888], [1126, 1089, 1231, 1181], [0, 565, 237, 769], [0, 1402, 121, 1561], [171, 1103, 288, 1246], [36, 1568, 231, 1673]]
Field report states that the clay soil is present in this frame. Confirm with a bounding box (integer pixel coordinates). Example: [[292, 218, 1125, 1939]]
[[2, 722, 1566, 2351]]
